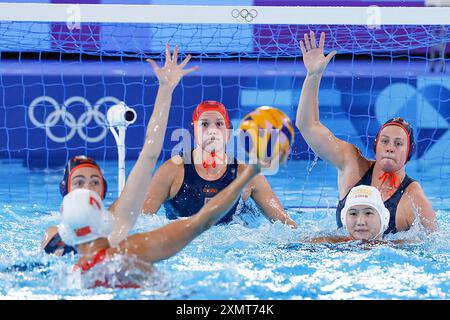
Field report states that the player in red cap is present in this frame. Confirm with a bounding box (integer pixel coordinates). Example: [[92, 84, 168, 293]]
[[142, 100, 296, 227], [295, 31, 437, 235], [41, 43, 199, 255], [55, 106, 292, 288]]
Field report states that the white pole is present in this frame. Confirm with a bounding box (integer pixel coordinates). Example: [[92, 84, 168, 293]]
[[117, 126, 126, 197], [107, 102, 137, 197]]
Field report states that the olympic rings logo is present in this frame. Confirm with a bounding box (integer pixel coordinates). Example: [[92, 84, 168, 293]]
[[231, 8, 258, 22], [28, 96, 121, 143]]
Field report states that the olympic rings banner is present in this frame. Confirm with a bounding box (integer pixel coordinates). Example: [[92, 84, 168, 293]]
[[0, 60, 449, 169], [28, 96, 115, 144]]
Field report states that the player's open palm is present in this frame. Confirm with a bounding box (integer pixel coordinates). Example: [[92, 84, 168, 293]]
[[299, 31, 337, 76], [147, 43, 199, 90]]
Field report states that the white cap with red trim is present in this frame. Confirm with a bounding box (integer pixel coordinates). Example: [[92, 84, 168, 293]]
[[58, 189, 113, 246], [341, 185, 390, 239]]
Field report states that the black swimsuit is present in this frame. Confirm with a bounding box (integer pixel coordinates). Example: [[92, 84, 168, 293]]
[[163, 150, 240, 224], [335, 164, 415, 234]]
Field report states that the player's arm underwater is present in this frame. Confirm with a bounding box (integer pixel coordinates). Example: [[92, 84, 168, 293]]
[[304, 236, 420, 245], [305, 235, 352, 244]]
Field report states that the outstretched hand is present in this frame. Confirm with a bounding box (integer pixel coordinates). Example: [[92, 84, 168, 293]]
[[299, 31, 337, 76], [147, 43, 199, 90]]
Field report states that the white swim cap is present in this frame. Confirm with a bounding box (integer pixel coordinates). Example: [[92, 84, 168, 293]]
[[341, 185, 390, 239], [58, 189, 113, 246]]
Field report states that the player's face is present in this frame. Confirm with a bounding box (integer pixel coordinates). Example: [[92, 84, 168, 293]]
[[194, 111, 228, 152], [346, 205, 382, 240], [375, 125, 409, 172], [69, 167, 103, 198]]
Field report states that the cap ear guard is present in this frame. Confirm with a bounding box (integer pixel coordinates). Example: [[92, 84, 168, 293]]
[[340, 210, 347, 232], [407, 132, 416, 161], [59, 178, 68, 198], [102, 179, 108, 199], [377, 207, 390, 238]]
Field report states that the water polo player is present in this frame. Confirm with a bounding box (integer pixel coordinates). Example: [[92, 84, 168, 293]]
[[308, 185, 392, 244], [295, 31, 437, 234], [142, 101, 297, 227], [56, 107, 292, 288], [41, 43, 199, 255]]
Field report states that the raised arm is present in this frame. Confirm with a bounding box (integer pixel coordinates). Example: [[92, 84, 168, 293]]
[[109, 44, 198, 245], [296, 32, 354, 171], [116, 164, 261, 263]]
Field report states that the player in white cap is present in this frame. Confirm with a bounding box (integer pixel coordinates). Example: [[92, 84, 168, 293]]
[[309, 185, 392, 244], [340, 185, 390, 241], [59, 163, 266, 288]]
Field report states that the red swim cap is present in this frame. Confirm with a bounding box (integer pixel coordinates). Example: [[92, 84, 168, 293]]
[[192, 100, 231, 129]]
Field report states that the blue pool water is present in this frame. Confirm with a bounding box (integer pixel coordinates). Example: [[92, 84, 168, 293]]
[[0, 159, 449, 299]]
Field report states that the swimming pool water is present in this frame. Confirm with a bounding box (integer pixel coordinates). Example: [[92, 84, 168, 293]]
[[0, 159, 449, 299]]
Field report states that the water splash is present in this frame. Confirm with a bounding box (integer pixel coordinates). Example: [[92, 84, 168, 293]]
[[1, 160, 449, 299], [307, 155, 320, 175]]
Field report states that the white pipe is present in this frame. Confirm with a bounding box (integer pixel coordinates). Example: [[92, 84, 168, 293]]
[[117, 126, 126, 197], [107, 102, 137, 197]]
